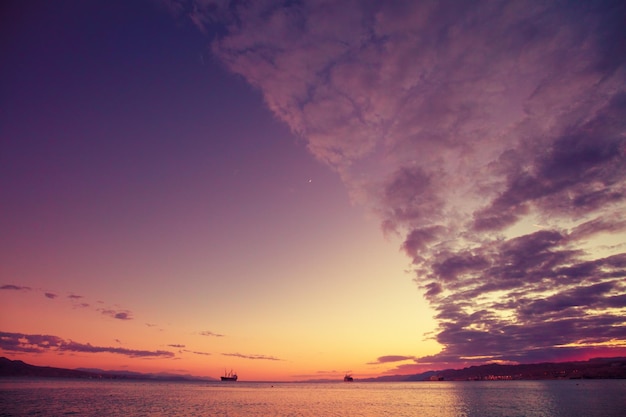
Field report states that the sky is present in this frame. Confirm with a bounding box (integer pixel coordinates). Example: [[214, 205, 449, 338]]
[[1, 0, 625, 381]]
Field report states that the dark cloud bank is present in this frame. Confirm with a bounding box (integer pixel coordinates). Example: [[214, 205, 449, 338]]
[[0, 285, 31, 291], [0, 331, 173, 358], [172, 0, 626, 366]]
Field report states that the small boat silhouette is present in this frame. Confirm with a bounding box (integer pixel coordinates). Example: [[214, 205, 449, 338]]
[[221, 369, 238, 381]]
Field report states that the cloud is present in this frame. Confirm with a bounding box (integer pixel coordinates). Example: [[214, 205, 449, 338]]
[[176, 0, 626, 366], [99, 309, 133, 320], [1, 284, 31, 291], [471, 106, 626, 232], [222, 352, 283, 361], [185, 350, 211, 356], [0, 331, 174, 358], [160, 0, 229, 34], [367, 355, 416, 365], [165, 344, 211, 356], [315, 370, 339, 375], [199, 330, 224, 337], [3, 284, 144, 326], [64, 292, 91, 308], [415, 230, 626, 364]]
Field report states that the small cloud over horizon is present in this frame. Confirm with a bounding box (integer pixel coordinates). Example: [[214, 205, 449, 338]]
[[367, 355, 417, 365], [199, 330, 224, 337], [222, 352, 283, 361], [186, 350, 211, 356], [99, 309, 133, 321]]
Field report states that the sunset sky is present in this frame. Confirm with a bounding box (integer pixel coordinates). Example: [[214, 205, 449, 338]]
[[2, 0, 625, 381]]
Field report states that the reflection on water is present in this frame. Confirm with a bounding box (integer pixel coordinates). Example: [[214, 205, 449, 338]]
[[1, 379, 625, 416], [428, 380, 626, 417]]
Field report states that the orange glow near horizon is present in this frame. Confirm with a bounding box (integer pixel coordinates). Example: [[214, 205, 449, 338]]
[[0, 225, 442, 381]]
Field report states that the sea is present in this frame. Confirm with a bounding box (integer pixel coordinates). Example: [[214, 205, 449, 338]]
[[1, 378, 625, 416]]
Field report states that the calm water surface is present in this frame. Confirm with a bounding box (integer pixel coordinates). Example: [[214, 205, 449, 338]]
[[1, 378, 625, 416]]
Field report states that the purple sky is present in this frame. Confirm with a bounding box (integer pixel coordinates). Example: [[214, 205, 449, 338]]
[[1, 0, 625, 378]]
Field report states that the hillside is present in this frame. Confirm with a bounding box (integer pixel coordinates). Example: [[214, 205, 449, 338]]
[[431, 357, 626, 381], [360, 357, 626, 382], [0, 357, 212, 381]]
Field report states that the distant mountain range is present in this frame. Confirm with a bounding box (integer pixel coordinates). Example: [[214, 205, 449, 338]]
[[0, 357, 215, 382], [359, 357, 626, 381], [2, 356, 625, 382]]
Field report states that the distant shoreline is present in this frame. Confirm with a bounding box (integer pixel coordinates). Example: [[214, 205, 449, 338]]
[[0, 357, 213, 382], [2, 356, 625, 382]]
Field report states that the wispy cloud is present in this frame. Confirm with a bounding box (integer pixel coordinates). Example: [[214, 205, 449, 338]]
[[99, 309, 133, 321], [199, 330, 224, 337], [1, 284, 31, 291], [0, 331, 174, 358], [186, 350, 211, 356], [222, 352, 283, 361], [367, 355, 416, 365], [315, 370, 339, 375], [291, 370, 345, 379], [1, 284, 140, 323], [177, 0, 626, 365]]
